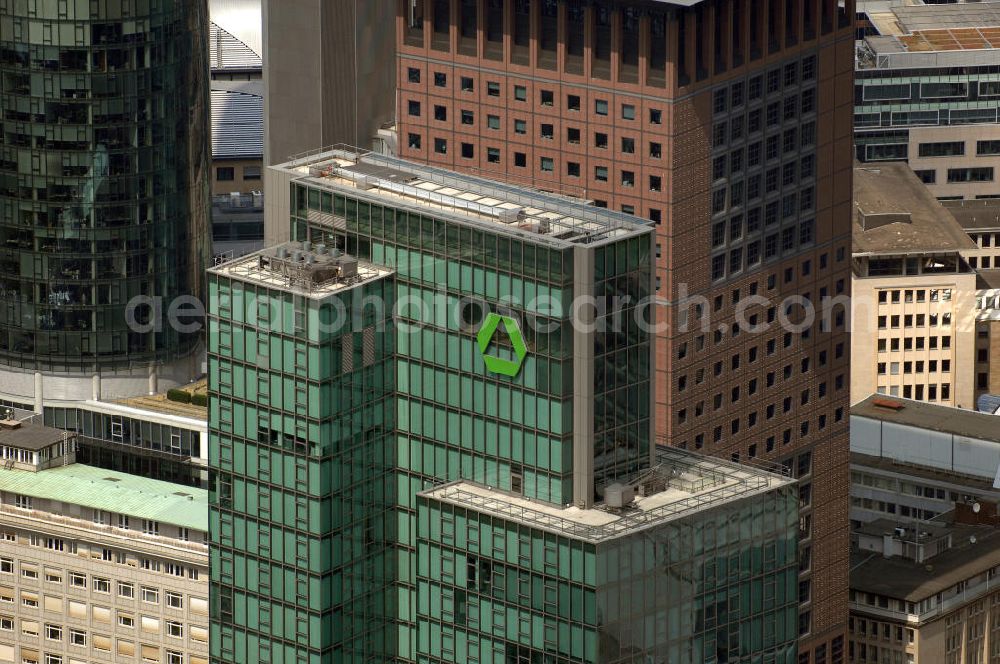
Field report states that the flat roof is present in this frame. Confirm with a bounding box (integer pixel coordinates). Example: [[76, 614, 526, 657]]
[[420, 448, 792, 544], [944, 199, 1000, 232], [0, 464, 207, 531], [853, 164, 977, 256], [209, 242, 392, 298], [0, 423, 73, 452], [273, 148, 652, 248], [115, 379, 207, 419], [852, 520, 1000, 602], [853, 395, 1000, 444]]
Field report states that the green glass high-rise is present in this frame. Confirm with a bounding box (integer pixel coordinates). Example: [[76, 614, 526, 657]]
[[0, 0, 210, 398], [209, 149, 799, 663]]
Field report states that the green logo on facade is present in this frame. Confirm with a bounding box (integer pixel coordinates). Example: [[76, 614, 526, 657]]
[[477, 314, 527, 377]]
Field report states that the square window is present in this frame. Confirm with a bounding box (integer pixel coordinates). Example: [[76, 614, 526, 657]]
[[650, 108, 662, 124], [434, 138, 447, 154], [487, 81, 500, 96], [487, 147, 501, 163], [567, 162, 581, 177], [541, 124, 554, 139], [622, 103, 636, 120], [540, 89, 554, 106], [595, 99, 608, 115], [460, 110, 474, 125], [567, 94, 581, 111], [461, 143, 474, 159], [407, 67, 420, 83], [407, 133, 421, 150], [514, 119, 527, 134], [460, 76, 474, 92], [595, 166, 608, 182], [650, 142, 662, 159], [407, 100, 421, 117], [621, 137, 635, 154], [595, 132, 608, 149], [514, 152, 526, 168], [567, 127, 581, 144], [434, 105, 447, 121], [487, 115, 500, 130], [216, 167, 234, 182], [514, 85, 527, 101], [434, 72, 446, 87], [540, 156, 554, 172], [622, 170, 634, 187]]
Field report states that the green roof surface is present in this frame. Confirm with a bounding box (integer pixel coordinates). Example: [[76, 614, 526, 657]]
[[0, 464, 207, 531]]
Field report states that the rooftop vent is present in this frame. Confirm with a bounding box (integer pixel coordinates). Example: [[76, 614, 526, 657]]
[[497, 207, 524, 224], [873, 398, 905, 411], [604, 483, 636, 509]]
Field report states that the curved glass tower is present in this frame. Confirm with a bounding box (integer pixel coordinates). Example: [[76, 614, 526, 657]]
[[0, 0, 210, 379]]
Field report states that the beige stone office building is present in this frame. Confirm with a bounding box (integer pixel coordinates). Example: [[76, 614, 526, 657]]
[[0, 419, 208, 664], [851, 164, 979, 408]]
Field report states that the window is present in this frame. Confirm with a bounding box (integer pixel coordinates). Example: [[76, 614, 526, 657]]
[[649, 175, 662, 192], [407, 133, 421, 150], [69, 573, 86, 588], [650, 108, 662, 124], [433, 105, 446, 121], [567, 127, 580, 144], [918, 141, 965, 158], [487, 115, 500, 130], [434, 138, 447, 155], [167, 651, 184, 664], [460, 76, 474, 92], [243, 166, 261, 181], [487, 148, 500, 164], [166, 621, 183, 638], [978, 141, 1000, 156], [141, 587, 158, 604], [460, 110, 474, 125], [118, 582, 134, 598], [460, 143, 474, 159], [567, 162, 580, 177], [915, 170, 936, 184], [14, 495, 31, 509], [595, 99, 608, 116], [948, 167, 994, 183], [433, 71, 446, 87], [45, 624, 61, 640], [487, 81, 500, 96], [540, 89, 554, 106], [407, 67, 420, 83], [621, 137, 635, 154], [595, 166, 608, 182], [407, 100, 421, 117], [595, 132, 608, 149], [165, 592, 183, 609], [93, 577, 110, 593], [567, 94, 580, 111], [514, 152, 526, 168], [621, 170, 635, 187], [621, 104, 635, 120], [541, 124, 554, 140], [650, 142, 662, 159], [118, 614, 134, 628], [514, 119, 527, 134], [540, 157, 554, 172], [513, 85, 527, 101]]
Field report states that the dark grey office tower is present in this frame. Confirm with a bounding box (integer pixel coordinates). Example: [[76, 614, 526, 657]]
[[0, 0, 210, 405]]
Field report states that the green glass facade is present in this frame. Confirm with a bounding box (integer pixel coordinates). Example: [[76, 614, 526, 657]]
[[0, 0, 210, 372], [416, 478, 799, 663], [208, 257, 397, 662], [209, 151, 796, 663]]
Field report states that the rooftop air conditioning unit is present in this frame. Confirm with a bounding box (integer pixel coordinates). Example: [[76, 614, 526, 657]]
[[604, 483, 635, 509], [497, 207, 523, 224]]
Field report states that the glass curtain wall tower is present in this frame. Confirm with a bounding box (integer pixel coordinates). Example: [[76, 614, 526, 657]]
[[0, 0, 211, 403], [209, 148, 800, 663]]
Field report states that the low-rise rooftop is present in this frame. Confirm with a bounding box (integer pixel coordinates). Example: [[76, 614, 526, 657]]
[[944, 199, 1000, 232], [852, 519, 1000, 602], [0, 463, 207, 531], [274, 147, 651, 247], [853, 395, 1000, 444], [210, 241, 391, 298], [420, 448, 792, 544], [0, 421, 74, 452], [853, 164, 977, 256], [115, 379, 208, 420]]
